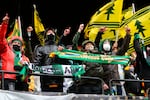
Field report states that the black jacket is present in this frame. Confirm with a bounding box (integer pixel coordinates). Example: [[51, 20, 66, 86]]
[[95, 33, 131, 85], [33, 41, 63, 92], [33, 44, 58, 66], [134, 38, 150, 81]]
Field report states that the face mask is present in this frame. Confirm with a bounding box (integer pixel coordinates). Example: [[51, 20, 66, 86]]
[[47, 34, 55, 41], [103, 43, 111, 51], [13, 45, 21, 51]]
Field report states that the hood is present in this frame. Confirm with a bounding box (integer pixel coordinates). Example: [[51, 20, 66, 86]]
[[44, 27, 56, 40]]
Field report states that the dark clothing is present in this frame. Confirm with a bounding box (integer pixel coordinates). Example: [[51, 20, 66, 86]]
[[78, 61, 103, 86], [15, 79, 28, 91], [94, 31, 104, 48], [58, 35, 72, 47], [134, 38, 150, 90], [96, 33, 131, 85], [77, 84, 102, 94], [40, 76, 63, 92], [76, 61, 104, 94], [2, 79, 15, 91], [33, 41, 63, 92], [94, 32, 131, 95], [72, 32, 81, 50], [95, 31, 131, 56], [102, 64, 120, 86], [72, 31, 104, 94], [124, 70, 142, 95], [33, 44, 57, 66]]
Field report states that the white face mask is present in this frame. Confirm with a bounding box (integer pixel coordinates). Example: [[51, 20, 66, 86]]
[[103, 43, 111, 51]]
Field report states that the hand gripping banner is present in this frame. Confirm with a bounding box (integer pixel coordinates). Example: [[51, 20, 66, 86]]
[[50, 49, 130, 65]]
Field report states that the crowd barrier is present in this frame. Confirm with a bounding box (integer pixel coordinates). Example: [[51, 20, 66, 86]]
[[0, 89, 148, 100], [0, 70, 105, 94], [0, 70, 149, 100], [109, 79, 150, 96]]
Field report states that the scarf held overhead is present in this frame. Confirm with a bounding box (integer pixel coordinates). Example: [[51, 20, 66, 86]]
[[50, 49, 130, 65]]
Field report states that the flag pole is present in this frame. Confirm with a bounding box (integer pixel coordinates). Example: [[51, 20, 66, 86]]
[[18, 16, 22, 39], [17, 0, 22, 39], [132, 3, 136, 14], [33, 4, 36, 10]]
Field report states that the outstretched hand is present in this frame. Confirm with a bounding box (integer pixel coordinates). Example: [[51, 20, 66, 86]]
[[57, 45, 64, 51], [78, 23, 84, 33], [125, 26, 131, 35], [2, 13, 9, 23], [99, 26, 106, 33], [27, 26, 33, 32]]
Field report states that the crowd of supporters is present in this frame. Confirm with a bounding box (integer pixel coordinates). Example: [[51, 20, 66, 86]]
[[0, 14, 150, 97]]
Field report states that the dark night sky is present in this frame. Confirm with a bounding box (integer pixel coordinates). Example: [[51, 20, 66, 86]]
[[0, 0, 150, 58], [0, 0, 150, 37]]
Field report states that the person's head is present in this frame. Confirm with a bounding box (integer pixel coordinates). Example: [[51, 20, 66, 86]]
[[82, 40, 96, 52], [102, 39, 111, 52], [63, 26, 71, 36], [44, 27, 56, 43], [27, 26, 33, 33], [9, 36, 24, 52], [99, 39, 112, 53]]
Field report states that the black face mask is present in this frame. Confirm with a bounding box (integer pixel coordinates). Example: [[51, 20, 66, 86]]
[[13, 45, 21, 51], [47, 34, 55, 41], [45, 34, 55, 44]]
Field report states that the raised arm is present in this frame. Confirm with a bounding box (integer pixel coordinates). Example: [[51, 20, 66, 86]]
[[0, 14, 9, 53], [133, 33, 145, 60], [72, 23, 84, 50], [94, 26, 106, 48], [116, 27, 131, 55], [0, 14, 9, 41]]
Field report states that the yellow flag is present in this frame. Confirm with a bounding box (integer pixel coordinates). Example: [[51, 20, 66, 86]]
[[87, 1, 114, 25], [84, 1, 114, 39], [118, 5, 150, 54], [122, 6, 134, 22], [33, 4, 45, 46], [84, 0, 124, 42], [89, 0, 123, 25]]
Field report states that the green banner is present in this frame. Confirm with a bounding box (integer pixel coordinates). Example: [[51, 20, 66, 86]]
[[31, 64, 85, 78], [50, 49, 130, 65]]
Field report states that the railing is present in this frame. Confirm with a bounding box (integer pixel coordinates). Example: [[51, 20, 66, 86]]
[[2, 70, 150, 96], [0, 70, 105, 94], [109, 79, 150, 96]]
